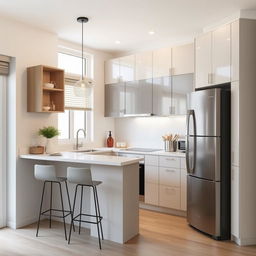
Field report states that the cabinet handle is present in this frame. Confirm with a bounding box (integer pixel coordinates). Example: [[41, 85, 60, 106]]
[[165, 188, 176, 193], [165, 158, 176, 161], [165, 169, 175, 173]]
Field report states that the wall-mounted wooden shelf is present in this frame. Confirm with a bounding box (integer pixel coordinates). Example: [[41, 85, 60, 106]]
[[42, 87, 64, 92], [27, 65, 65, 113]]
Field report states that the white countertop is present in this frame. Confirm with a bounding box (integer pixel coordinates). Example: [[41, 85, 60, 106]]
[[20, 151, 143, 167], [95, 147, 186, 158]]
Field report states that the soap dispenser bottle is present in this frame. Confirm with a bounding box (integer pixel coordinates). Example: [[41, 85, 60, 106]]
[[107, 131, 114, 147]]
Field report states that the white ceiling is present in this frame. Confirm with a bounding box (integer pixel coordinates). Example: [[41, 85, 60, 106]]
[[0, 0, 256, 54]]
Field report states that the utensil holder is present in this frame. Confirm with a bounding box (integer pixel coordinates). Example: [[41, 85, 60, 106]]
[[164, 141, 177, 152]]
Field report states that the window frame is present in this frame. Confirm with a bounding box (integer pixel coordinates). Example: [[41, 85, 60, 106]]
[[57, 47, 94, 144]]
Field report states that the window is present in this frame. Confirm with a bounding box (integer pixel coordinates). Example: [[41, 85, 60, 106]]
[[58, 51, 93, 141]]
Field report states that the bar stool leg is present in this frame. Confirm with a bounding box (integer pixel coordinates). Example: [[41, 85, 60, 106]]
[[93, 186, 102, 249], [68, 184, 79, 244], [36, 181, 46, 237], [79, 185, 84, 234], [49, 181, 53, 228], [65, 181, 75, 232], [58, 182, 67, 240], [95, 186, 104, 240]]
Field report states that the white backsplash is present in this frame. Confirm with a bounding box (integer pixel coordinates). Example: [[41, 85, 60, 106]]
[[114, 116, 186, 149]]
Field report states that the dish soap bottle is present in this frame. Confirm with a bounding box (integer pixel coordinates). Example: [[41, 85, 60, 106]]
[[107, 131, 114, 147]]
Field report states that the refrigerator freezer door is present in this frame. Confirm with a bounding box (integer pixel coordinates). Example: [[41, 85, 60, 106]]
[[187, 175, 220, 237], [187, 136, 221, 181], [187, 88, 221, 136]]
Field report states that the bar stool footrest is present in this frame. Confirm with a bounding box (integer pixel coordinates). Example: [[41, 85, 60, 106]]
[[41, 209, 72, 218], [73, 213, 103, 225]]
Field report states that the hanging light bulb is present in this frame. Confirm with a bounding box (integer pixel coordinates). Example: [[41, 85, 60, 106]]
[[75, 17, 94, 106]]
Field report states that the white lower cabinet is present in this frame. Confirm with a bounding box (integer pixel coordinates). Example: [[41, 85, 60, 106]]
[[144, 155, 187, 212], [145, 164, 158, 183], [159, 185, 180, 209], [159, 167, 180, 187], [145, 182, 159, 205], [159, 156, 180, 168], [180, 169, 187, 211]]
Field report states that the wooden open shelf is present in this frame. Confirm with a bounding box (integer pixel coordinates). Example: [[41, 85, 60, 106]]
[[43, 87, 64, 92], [27, 65, 65, 113]]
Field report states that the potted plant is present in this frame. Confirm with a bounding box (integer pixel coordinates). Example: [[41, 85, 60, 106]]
[[38, 126, 60, 154]]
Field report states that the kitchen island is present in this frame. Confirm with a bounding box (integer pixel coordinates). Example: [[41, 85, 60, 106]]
[[20, 152, 142, 244]]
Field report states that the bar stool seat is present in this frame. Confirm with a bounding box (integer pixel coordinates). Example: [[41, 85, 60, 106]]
[[67, 167, 104, 249], [34, 165, 74, 240], [92, 181, 102, 186]]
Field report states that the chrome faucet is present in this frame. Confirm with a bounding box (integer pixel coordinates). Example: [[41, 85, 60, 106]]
[[76, 129, 86, 150]]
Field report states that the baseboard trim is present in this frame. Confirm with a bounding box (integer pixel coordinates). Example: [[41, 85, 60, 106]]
[[232, 235, 256, 246], [139, 203, 187, 217], [7, 220, 16, 229]]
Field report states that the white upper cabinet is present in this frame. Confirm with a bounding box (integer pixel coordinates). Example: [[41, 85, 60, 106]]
[[135, 51, 153, 80], [212, 24, 231, 84], [153, 47, 172, 78], [105, 58, 120, 84], [172, 43, 194, 75], [119, 55, 135, 82], [231, 20, 239, 82], [195, 32, 212, 88], [195, 24, 231, 88]]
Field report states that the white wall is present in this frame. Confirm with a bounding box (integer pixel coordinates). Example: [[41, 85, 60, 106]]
[[114, 116, 186, 149], [0, 16, 114, 228]]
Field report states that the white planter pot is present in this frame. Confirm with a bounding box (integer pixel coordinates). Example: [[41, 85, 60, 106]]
[[45, 138, 55, 154]]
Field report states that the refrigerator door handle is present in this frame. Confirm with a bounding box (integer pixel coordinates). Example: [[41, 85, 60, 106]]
[[186, 110, 196, 174]]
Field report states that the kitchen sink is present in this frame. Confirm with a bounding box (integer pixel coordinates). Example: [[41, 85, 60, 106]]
[[72, 149, 99, 153], [89, 151, 119, 156]]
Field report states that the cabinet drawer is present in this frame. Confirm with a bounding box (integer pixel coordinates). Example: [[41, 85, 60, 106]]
[[145, 183, 159, 206], [118, 153, 144, 160], [159, 185, 180, 210], [180, 158, 186, 169], [159, 167, 180, 187], [145, 155, 158, 166], [159, 156, 180, 168], [145, 165, 158, 184]]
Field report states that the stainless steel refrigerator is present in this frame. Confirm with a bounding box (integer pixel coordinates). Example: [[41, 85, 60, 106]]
[[186, 87, 231, 240]]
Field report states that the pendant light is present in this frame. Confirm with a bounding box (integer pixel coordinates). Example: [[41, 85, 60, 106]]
[[74, 17, 93, 106]]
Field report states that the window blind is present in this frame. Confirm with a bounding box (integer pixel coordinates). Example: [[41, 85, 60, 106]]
[[64, 75, 93, 111], [0, 55, 10, 76]]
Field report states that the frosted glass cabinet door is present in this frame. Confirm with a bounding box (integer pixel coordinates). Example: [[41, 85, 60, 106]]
[[171, 73, 194, 115], [153, 47, 172, 78], [153, 76, 172, 116], [105, 58, 120, 84], [105, 83, 125, 117], [195, 32, 212, 88], [172, 43, 194, 75], [212, 24, 231, 84], [125, 79, 153, 115], [135, 51, 153, 80], [119, 55, 135, 82]]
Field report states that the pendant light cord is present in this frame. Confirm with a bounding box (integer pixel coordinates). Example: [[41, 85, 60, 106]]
[[82, 20, 84, 80]]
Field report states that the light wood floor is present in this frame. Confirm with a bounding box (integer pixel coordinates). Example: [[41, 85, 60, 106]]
[[0, 209, 256, 256]]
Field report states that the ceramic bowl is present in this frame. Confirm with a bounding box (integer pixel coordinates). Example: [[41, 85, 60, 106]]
[[44, 83, 54, 89], [43, 106, 51, 111]]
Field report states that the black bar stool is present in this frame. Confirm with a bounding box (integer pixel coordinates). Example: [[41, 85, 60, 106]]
[[34, 164, 75, 239], [67, 167, 104, 249]]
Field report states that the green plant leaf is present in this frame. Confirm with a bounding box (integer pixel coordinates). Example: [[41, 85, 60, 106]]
[[38, 126, 60, 139]]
